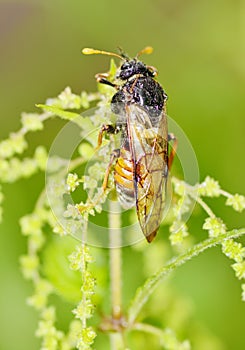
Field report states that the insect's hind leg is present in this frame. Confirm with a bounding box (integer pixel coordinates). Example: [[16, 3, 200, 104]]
[[168, 133, 178, 170], [102, 149, 120, 190]]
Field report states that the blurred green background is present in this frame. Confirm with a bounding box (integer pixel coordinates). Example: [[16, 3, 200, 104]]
[[0, 0, 245, 349]]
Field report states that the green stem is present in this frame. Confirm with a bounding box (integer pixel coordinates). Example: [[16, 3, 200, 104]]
[[108, 200, 124, 350], [132, 323, 189, 349], [172, 176, 216, 218], [109, 333, 125, 350], [81, 214, 88, 329], [128, 228, 245, 325], [219, 189, 232, 198], [109, 200, 122, 319], [132, 322, 165, 337], [194, 194, 216, 218]]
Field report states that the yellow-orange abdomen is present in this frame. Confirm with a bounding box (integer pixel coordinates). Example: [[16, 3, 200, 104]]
[[114, 149, 135, 209]]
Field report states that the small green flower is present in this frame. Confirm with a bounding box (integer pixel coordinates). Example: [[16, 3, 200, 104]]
[[20, 213, 43, 236], [36, 311, 63, 350], [0, 159, 8, 181], [242, 284, 245, 302], [69, 245, 94, 271], [76, 327, 96, 349], [82, 270, 96, 295], [34, 146, 48, 170], [0, 139, 14, 158], [80, 91, 90, 109], [66, 320, 83, 347], [21, 158, 38, 177], [82, 326, 97, 344], [20, 254, 39, 279], [82, 175, 97, 190], [173, 196, 191, 219], [28, 279, 53, 310], [27, 293, 48, 310], [62, 220, 84, 236], [10, 132, 28, 154], [66, 173, 80, 192], [73, 300, 95, 320], [41, 306, 56, 322], [21, 112, 44, 131], [232, 261, 245, 280], [0, 133, 26, 158], [37, 279, 54, 295], [29, 234, 45, 251], [58, 87, 81, 109], [8, 158, 22, 182], [53, 223, 66, 236], [226, 194, 245, 212], [222, 239, 245, 262], [198, 176, 220, 197], [63, 204, 81, 219], [169, 221, 189, 246], [203, 217, 226, 237], [173, 181, 186, 196], [161, 328, 191, 350]]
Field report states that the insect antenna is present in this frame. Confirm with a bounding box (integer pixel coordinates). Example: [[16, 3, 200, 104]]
[[82, 48, 124, 60], [117, 46, 130, 60], [136, 46, 153, 58]]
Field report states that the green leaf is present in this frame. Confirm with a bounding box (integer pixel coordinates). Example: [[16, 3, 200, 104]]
[[41, 236, 82, 303], [36, 104, 80, 120]]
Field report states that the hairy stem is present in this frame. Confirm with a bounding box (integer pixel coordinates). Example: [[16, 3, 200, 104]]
[[128, 228, 245, 325], [109, 200, 122, 319], [108, 200, 124, 350]]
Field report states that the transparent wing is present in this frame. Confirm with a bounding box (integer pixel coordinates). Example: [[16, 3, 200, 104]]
[[126, 104, 168, 242]]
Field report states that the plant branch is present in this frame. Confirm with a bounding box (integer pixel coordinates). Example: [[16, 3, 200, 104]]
[[108, 200, 124, 350], [109, 200, 122, 320], [127, 228, 245, 325]]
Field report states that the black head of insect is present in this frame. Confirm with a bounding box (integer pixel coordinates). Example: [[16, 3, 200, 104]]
[[82, 46, 157, 81], [118, 59, 156, 80]]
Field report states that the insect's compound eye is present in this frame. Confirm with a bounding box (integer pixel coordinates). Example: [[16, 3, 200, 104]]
[[120, 61, 131, 70], [118, 61, 135, 79]]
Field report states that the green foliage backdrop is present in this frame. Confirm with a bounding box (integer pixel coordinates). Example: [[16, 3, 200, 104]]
[[0, 0, 245, 349]]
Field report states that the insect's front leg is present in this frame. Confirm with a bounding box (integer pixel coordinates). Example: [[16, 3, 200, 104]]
[[95, 73, 118, 88], [102, 149, 120, 190], [97, 124, 121, 150], [168, 133, 178, 170]]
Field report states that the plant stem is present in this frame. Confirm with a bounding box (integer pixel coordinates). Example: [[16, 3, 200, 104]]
[[81, 214, 88, 329], [108, 199, 125, 350], [194, 195, 216, 218], [109, 200, 122, 319], [110, 333, 124, 350]]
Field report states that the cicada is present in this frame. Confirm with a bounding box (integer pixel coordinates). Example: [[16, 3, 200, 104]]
[[82, 47, 176, 242]]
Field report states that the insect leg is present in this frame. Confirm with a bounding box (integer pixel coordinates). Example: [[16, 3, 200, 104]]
[[97, 124, 121, 149], [102, 149, 120, 190], [146, 65, 158, 77], [95, 73, 118, 88], [168, 133, 178, 170]]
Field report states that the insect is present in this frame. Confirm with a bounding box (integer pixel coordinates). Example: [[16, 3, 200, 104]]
[[82, 46, 177, 242]]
